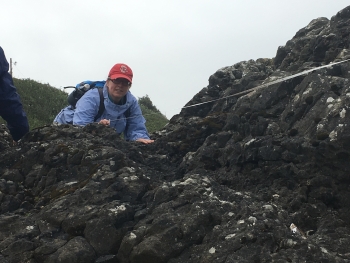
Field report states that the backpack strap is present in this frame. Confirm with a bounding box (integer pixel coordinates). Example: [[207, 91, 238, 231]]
[[94, 87, 105, 121], [121, 103, 131, 138]]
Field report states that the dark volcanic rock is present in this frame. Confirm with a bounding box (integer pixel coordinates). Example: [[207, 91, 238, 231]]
[[1, 5, 350, 263]]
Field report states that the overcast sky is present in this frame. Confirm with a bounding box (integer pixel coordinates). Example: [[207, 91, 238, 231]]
[[2, 1, 349, 119]]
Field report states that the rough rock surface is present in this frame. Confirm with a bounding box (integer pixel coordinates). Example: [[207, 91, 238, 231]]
[[1, 5, 350, 263]]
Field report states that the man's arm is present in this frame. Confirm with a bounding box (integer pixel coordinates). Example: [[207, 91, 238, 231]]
[[0, 47, 29, 141]]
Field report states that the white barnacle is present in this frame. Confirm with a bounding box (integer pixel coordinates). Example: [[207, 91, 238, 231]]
[[130, 175, 138, 181], [202, 176, 211, 184], [290, 223, 298, 233], [65, 181, 78, 186], [109, 208, 118, 214], [248, 216, 257, 226], [180, 178, 197, 185], [326, 97, 335, 103], [340, 108, 346, 118], [320, 247, 329, 254], [109, 205, 126, 214], [117, 205, 126, 211], [263, 205, 274, 212], [129, 232, 137, 239], [303, 87, 312, 95], [317, 124, 324, 130], [26, 226, 34, 231], [290, 223, 307, 239], [85, 205, 93, 210], [209, 247, 216, 254], [272, 194, 279, 199], [329, 130, 337, 141], [125, 167, 135, 173], [225, 234, 236, 240], [245, 139, 256, 146], [293, 94, 300, 102]]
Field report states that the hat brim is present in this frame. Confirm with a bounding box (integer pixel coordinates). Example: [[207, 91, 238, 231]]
[[109, 74, 132, 83]]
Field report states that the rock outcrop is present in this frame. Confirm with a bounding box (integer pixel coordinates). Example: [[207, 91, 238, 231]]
[[1, 5, 350, 263]]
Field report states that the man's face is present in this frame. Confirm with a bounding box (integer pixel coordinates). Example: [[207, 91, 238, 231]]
[[107, 78, 131, 102]]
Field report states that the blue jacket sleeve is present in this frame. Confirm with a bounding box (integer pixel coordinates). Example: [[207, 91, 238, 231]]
[[72, 89, 100, 125], [124, 99, 150, 141], [0, 47, 29, 141]]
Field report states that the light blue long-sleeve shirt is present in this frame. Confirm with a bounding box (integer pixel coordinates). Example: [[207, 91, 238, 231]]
[[54, 85, 150, 141]]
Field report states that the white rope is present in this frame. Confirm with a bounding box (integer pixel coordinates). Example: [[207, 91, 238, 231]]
[[115, 58, 350, 122], [182, 58, 350, 109]]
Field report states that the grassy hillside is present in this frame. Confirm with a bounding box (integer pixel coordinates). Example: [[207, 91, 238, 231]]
[[139, 104, 168, 133], [139, 95, 168, 133], [1, 78, 168, 133], [12, 78, 67, 128]]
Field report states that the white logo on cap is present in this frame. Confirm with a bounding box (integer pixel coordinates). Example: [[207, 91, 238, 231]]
[[120, 65, 128, 73]]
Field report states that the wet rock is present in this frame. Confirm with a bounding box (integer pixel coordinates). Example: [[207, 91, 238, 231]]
[[1, 5, 350, 263]]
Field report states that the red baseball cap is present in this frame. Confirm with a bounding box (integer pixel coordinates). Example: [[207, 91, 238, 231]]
[[108, 63, 133, 83]]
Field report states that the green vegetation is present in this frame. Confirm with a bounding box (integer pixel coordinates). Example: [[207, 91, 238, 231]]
[[139, 96, 168, 133], [1, 78, 168, 133], [7, 78, 68, 128]]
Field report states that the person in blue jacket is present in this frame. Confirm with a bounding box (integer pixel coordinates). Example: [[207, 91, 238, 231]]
[[54, 63, 154, 144], [0, 46, 29, 142]]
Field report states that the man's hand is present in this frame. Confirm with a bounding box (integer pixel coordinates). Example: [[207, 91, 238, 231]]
[[99, 119, 110, 126], [136, 138, 154, 144]]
